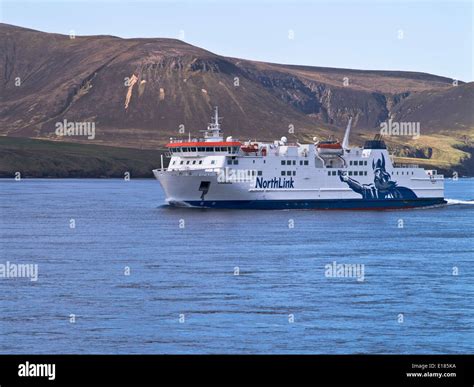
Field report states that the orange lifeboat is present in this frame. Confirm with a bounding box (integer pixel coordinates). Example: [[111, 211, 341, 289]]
[[241, 143, 259, 153], [317, 140, 343, 156]]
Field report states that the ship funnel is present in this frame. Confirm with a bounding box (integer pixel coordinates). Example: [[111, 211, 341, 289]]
[[342, 117, 352, 149]]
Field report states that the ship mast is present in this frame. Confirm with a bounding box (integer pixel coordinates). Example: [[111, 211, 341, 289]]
[[202, 106, 223, 142]]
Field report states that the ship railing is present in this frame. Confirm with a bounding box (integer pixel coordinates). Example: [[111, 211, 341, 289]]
[[168, 137, 241, 144], [426, 170, 443, 178], [393, 163, 419, 168], [168, 137, 206, 144]]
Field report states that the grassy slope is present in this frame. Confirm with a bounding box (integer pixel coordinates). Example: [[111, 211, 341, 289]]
[[0, 136, 166, 178], [391, 131, 474, 176]]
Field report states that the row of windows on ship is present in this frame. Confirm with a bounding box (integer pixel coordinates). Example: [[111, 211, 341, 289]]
[[170, 158, 242, 167], [281, 160, 310, 166], [327, 170, 368, 176], [327, 170, 414, 176], [172, 157, 370, 166], [171, 158, 414, 175], [349, 160, 368, 166], [170, 146, 240, 153]]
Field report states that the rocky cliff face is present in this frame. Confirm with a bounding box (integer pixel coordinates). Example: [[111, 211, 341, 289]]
[[1, 23, 473, 173]]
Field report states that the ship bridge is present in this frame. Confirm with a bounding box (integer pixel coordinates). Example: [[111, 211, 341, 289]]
[[166, 107, 242, 157]]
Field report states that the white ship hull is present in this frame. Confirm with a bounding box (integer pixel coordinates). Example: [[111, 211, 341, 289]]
[[154, 169, 445, 209]]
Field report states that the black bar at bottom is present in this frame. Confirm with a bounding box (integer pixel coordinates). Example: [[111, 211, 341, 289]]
[[0, 355, 472, 386]]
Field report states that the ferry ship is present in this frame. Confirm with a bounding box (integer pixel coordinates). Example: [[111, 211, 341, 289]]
[[153, 107, 445, 209]]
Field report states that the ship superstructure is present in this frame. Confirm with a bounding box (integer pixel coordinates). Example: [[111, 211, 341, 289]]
[[153, 107, 445, 209]]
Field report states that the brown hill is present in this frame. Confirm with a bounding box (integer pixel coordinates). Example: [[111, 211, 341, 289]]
[[0, 23, 473, 174]]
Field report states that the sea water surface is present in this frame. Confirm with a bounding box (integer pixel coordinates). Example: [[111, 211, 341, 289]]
[[0, 178, 473, 354]]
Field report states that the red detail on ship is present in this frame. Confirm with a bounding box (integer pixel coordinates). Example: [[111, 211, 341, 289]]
[[317, 142, 342, 149], [166, 141, 242, 148]]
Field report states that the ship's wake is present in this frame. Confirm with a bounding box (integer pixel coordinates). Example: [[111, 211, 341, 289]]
[[445, 198, 474, 206], [410, 198, 474, 211]]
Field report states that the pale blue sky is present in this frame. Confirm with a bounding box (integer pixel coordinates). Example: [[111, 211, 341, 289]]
[[1, 0, 472, 81]]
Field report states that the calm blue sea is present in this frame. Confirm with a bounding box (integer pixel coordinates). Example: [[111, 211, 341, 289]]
[[0, 178, 473, 354]]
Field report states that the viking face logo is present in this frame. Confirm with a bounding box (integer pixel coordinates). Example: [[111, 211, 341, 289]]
[[339, 154, 418, 200], [372, 154, 397, 193]]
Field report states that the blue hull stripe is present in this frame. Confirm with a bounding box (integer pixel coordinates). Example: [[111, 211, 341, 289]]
[[179, 198, 447, 210]]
